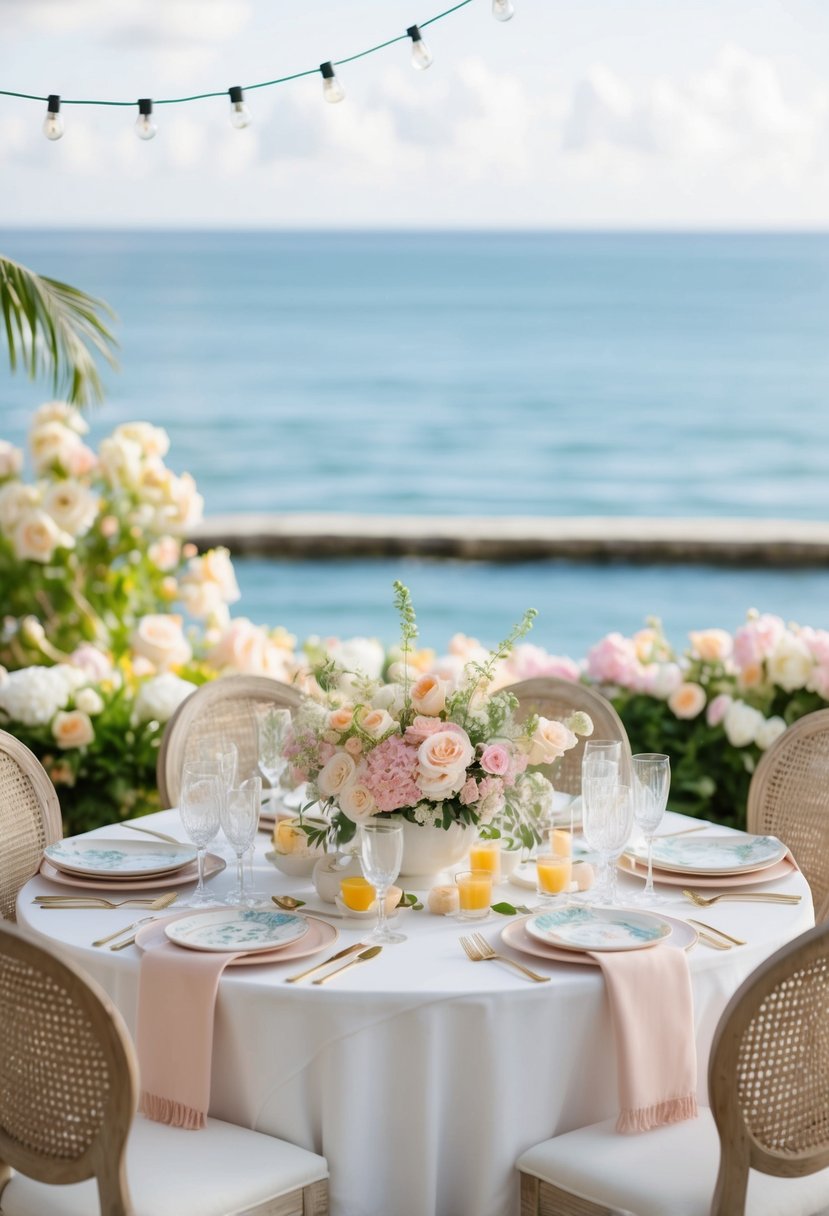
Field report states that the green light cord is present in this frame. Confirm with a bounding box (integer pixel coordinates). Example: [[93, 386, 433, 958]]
[[0, 0, 476, 108]]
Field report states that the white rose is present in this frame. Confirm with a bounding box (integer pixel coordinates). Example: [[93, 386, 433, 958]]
[[649, 662, 684, 699], [13, 509, 74, 562], [527, 717, 578, 766], [148, 536, 181, 572], [0, 482, 41, 532], [43, 480, 98, 537], [766, 633, 814, 693], [29, 421, 83, 474], [159, 472, 204, 532], [75, 687, 104, 716], [371, 683, 406, 715], [317, 751, 358, 798], [327, 636, 385, 681], [132, 673, 197, 725], [98, 435, 143, 491], [0, 666, 71, 726], [755, 716, 788, 752], [410, 674, 448, 716], [0, 441, 23, 479], [52, 709, 95, 749], [113, 421, 170, 460], [132, 614, 192, 671], [723, 700, 765, 748], [32, 401, 88, 435], [207, 618, 291, 679], [338, 782, 377, 823]]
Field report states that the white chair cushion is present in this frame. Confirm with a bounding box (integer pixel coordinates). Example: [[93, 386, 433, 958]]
[[1, 1114, 328, 1216], [517, 1110, 829, 1216]]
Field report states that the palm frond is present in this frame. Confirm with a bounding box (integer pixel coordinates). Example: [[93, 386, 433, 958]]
[[0, 254, 118, 407]]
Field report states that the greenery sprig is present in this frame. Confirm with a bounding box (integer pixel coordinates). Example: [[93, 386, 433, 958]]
[[393, 579, 418, 724]]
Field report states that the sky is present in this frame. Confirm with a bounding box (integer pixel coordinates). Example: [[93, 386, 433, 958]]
[[3, 0, 829, 227]]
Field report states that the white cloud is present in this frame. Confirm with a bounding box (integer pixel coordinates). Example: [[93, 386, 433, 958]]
[[0, 0, 252, 46]]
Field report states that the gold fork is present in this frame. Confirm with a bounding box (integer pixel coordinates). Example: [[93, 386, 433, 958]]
[[683, 889, 801, 908], [35, 892, 178, 910], [92, 915, 161, 948], [460, 933, 550, 982], [686, 918, 745, 947]]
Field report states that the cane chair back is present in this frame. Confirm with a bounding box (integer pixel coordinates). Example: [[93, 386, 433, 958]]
[[502, 677, 631, 795], [709, 918, 829, 1213], [157, 675, 303, 807], [0, 918, 137, 1213], [747, 709, 829, 923], [0, 731, 62, 922]]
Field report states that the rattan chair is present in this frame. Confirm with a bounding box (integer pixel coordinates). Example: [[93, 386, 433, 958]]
[[156, 675, 304, 807], [0, 918, 329, 1216], [518, 919, 829, 1216], [747, 708, 829, 924], [501, 677, 632, 794], [0, 730, 62, 923]]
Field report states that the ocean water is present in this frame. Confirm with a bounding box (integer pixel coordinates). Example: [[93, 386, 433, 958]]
[[1, 229, 828, 653]]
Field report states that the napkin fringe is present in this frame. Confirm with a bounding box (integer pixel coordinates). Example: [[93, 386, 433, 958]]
[[616, 1094, 697, 1134], [140, 1090, 205, 1130]]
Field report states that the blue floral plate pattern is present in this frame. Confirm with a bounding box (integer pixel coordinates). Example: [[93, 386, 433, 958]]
[[45, 838, 197, 879], [627, 834, 786, 876], [165, 909, 310, 953], [526, 906, 673, 952]]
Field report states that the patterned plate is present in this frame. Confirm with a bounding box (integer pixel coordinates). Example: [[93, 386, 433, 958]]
[[44, 838, 198, 879], [618, 854, 794, 889], [502, 913, 696, 965], [165, 908, 309, 954], [626, 834, 787, 876], [137, 912, 337, 966], [526, 906, 673, 952], [39, 853, 226, 891]]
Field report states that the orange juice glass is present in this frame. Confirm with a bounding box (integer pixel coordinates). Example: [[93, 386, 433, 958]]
[[340, 875, 376, 912], [455, 869, 493, 920], [468, 838, 501, 882], [536, 854, 572, 905]]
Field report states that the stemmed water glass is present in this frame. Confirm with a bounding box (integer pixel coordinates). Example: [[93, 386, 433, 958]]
[[360, 822, 406, 945], [196, 739, 238, 790], [178, 761, 223, 907], [257, 707, 293, 813], [630, 753, 671, 906], [581, 775, 633, 907], [221, 776, 262, 906]]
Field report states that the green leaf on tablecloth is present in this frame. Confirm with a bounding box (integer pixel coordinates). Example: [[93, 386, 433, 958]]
[[398, 892, 424, 911], [491, 901, 519, 915]]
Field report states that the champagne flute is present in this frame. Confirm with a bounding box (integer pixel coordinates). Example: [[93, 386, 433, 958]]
[[582, 777, 633, 907], [178, 762, 222, 907], [221, 776, 262, 906], [630, 753, 671, 906], [257, 707, 293, 814], [577, 739, 622, 840], [360, 822, 406, 945]]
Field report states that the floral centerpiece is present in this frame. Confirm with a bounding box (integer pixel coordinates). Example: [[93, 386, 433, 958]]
[[286, 583, 592, 876]]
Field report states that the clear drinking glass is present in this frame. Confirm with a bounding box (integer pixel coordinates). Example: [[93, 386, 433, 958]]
[[582, 777, 633, 907], [196, 739, 238, 790], [221, 776, 262, 906], [578, 739, 622, 837], [178, 762, 223, 907], [256, 707, 293, 813], [630, 753, 671, 906], [360, 821, 406, 945]]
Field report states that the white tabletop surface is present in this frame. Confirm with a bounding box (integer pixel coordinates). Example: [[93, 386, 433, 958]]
[[18, 809, 814, 1216]]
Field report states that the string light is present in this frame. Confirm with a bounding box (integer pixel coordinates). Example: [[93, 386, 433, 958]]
[[228, 86, 252, 128], [407, 25, 433, 71], [135, 98, 157, 140], [319, 61, 345, 104], [42, 94, 63, 141], [3, 0, 513, 140]]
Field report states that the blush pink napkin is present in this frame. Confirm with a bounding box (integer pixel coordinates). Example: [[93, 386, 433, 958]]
[[135, 920, 241, 1130], [591, 943, 698, 1134]]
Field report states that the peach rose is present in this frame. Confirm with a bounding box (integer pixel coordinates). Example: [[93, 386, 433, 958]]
[[344, 736, 363, 757], [356, 707, 396, 739], [52, 709, 95, 749], [131, 614, 192, 670], [328, 707, 354, 732], [689, 629, 733, 663], [0, 441, 23, 479], [667, 682, 706, 720], [527, 717, 578, 766], [417, 728, 473, 797], [338, 782, 377, 823], [43, 480, 98, 537], [410, 674, 447, 716], [13, 509, 73, 563], [317, 751, 358, 798]]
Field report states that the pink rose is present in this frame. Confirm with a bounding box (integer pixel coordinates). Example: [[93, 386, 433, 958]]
[[585, 633, 640, 687], [479, 743, 511, 776], [503, 645, 581, 683], [317, 742, 336, 765], [406, 716, 461, 745], [459, 777, 480, 805], [344, 736, 363, 756], [706, 693, 733, 728], [733, 614, 785, 669]]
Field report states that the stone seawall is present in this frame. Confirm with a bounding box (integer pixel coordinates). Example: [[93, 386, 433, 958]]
[[188, 514, 829, 566]]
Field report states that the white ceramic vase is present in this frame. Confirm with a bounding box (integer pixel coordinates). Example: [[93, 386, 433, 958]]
[[397, 818, 473, 885]]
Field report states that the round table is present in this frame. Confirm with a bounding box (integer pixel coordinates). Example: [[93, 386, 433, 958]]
[[18, 811, 813, 1216]]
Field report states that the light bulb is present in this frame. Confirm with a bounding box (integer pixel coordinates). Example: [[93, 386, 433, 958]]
[[492, 0, 515, 19], [43, 94, 64, 141], [135, 98, 157, 140], [228, 85, 252, 129], [319, 61, 345, 104], [406, 25, 433, 71]]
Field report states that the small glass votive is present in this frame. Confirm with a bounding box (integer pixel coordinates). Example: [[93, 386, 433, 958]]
[[468, 837, 502, 882], [536, 854, 572, 906], [455, 869, 493, 920], [549, 828, 572, 859]]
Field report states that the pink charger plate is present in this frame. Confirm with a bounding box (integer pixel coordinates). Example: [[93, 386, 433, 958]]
[[38, 853, 226, 892], [618, 854, 795, 888], [501, 913, 698, 967], [134, 909, 338, 966]]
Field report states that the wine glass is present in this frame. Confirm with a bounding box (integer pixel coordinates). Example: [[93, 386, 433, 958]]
[[582, 776, 633, 907], [630, 753, 671, 906], [221, 776, 262, 906], [257, 707, 293, 813], [360, 821, 406, 945], [196, 739, 238, 790], [178, 762, 223, 907]]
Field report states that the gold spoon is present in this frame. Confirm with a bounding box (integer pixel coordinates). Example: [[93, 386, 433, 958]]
[[272, 895, 344, 919]]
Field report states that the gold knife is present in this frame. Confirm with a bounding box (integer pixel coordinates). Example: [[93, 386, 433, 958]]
[[312, 945, 382, 985], [687, 918, 746, 947], [285, 941, 368, 984]]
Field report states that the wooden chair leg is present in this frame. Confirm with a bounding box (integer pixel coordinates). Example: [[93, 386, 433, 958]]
[[520, 1172, 540, 1216]]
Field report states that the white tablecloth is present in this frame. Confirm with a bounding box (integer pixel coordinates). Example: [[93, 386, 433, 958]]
[[18, 811, 813, 1216]]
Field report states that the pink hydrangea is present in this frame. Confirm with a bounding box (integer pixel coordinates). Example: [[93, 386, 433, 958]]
[[799, 626, 829, 667], [502, 644, 581, 683], [361, 735, 421, 812], [585, 633, 640, 687], [733, 614, 785, 669]]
